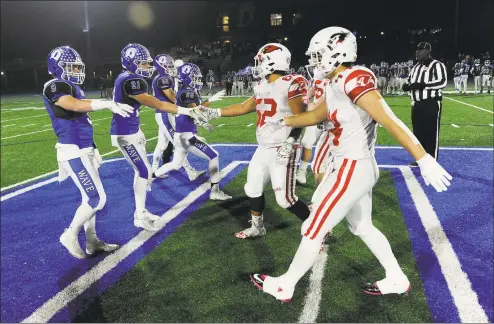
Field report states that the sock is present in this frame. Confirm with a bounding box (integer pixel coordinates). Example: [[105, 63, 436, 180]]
[[251, 214, 264, 228], [83, 214, 99, 244], [162, 142, 174, 164], [299, 161, 310, 172], [281, 236, 322, 288], [68, 203, 95, 236], [287, 200, 311, 221], [183, 158, 197, 177], [134, 176, 148, 214], [359, 225, 405, 279], [211, 183, 219, 192], [151, 146, 164, 171]]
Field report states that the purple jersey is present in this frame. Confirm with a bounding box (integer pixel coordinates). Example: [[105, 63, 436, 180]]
[[110, 71, 148, 136], [175, 86, 200, 134], [42, 78, 93, 148]]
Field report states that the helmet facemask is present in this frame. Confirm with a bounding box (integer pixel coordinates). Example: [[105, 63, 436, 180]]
[[60, 61, 86, 84], [135, 59, 155, 78]]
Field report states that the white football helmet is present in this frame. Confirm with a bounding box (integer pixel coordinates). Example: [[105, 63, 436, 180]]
[[252, 43, 291, 78], [305, 27, 357, 76]]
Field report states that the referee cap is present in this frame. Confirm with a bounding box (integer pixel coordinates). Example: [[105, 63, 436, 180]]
[[417, 42, 432, 50]]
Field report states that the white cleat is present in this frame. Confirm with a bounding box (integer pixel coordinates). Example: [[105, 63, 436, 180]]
[[142, 210, 161, 221], [187, 170, 207, 181], [86, 239, 120, 255], [60, 229, 86, 259], [210, 189, 232, 201], [234, 221, 266, 239], [134, 211, 159, 232], [296, 169, 307, 184]]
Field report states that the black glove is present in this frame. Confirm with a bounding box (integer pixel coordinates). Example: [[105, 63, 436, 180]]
[[402, 83, 411, 92], [410, 82, 426, 90]]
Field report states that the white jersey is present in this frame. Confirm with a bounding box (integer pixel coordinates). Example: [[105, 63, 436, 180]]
[[323, 66, 378, 159], [254, 74, 308, 146]]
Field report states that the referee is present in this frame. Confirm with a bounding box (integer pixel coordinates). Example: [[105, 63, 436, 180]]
[[403, 42, 447, 166]]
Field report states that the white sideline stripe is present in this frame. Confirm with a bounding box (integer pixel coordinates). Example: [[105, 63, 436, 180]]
[[489, 124, 493, 127], [1, 113, 48, 123], [22, 124, 36, 128], [3, 124, 16, 128], [246, 123, 254, 127], [451, 124, 460, 128], [399, 167, 489, 323], [21, 161, 244, 323], [1, 128, 52, 140], [0, 136, 158, 193], [444, 97, 494, 114], [298, 250, 328, 323], [217, 124, 225, 127]]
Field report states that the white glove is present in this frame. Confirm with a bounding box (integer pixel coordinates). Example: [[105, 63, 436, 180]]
[[265, 117, 286, 127], [93, 148, 103, 169], [276, 137, 295, 166], [195, 106, 221, 123], [417, 154, 453, 192], [90, 100, 134, 117], [208, 90, 226, 103]]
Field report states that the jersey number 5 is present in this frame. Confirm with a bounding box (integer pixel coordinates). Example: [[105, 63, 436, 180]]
[[256, 98, 277, 127]]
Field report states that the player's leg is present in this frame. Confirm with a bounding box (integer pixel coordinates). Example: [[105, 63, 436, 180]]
[[116, 133, 159, 231], [269, 147, 311, 222], [346, 191, 410, 294], [236, 147, 271, 239], [297, 125, 322, 184], [152, 114, 170, 172], [251, 158, 377, 301], [59, 155, 110, 258], [311, 129, 331, 186]]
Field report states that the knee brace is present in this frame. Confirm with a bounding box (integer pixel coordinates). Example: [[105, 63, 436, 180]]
[[249, 194, 265, 213], [287, 199, 310, 221]]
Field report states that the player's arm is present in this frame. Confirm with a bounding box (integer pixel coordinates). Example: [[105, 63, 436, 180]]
[[162, 88, 177, 104], [278, 99, 328, 127], [209, 96, 257, 117]]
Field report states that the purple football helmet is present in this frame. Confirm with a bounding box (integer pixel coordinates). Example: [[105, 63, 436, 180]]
[[178, 63, 203, 90], [47, 46, 85, 84], [154, 54, 177, 77], [121, 43, 155, 78]]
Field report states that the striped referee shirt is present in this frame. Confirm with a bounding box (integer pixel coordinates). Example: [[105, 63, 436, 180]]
[[407, 59, 447, 102]]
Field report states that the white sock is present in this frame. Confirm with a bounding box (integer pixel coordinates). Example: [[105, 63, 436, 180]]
[[151, 147, 164, 170], [251, 214, 264, 228], [359, 225, 405, 279], [281, 236, 322, 288], [299, 161, 310, 172], [83, 214, 99, 244], [209, 157, 220, 183], [182, 158, 197, 176], [134, 175, 148, 214], [68, 203, 95, 236]]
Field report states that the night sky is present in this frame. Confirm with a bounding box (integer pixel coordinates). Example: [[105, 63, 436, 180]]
[[1, 0, 493, 63]]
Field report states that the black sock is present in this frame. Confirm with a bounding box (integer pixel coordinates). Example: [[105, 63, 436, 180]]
[[211, 182, 218, 188], [287, 200, 310, 221], [162, 142, 174, 164]]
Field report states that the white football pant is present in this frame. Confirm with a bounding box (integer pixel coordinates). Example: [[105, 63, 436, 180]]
[[244, 145, 298, 209], [311, 129, 331, 176], [474, 76, 481, 93], [460, 75, 468, 92]]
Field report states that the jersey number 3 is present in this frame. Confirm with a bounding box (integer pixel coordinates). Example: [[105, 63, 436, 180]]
[[256, 98, 277, 127]]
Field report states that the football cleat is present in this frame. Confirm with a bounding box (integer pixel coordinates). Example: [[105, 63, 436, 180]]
[[234, 221, 266, 239], [86, 239, 120, 255], [210, 189, 232, 201], [250, 273, 293, 303], [296, 169, 307, 185], [362, 277, 411, 296], [142, 210, 161, 221], [60, 229, 86, 259], [187, 169, 207, 182], [134, 211, 160, 232]]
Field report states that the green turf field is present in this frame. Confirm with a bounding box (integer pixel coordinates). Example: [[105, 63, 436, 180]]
[[0, 91, 493, 322]]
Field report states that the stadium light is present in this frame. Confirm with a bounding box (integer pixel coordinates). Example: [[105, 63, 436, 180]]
[[1, 71, 4, 75], [381, 31, 384, 35], [284, 37, 288, 41]]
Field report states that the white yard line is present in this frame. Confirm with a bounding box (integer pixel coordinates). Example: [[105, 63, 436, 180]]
[[21, 161, 245, 323], [217, 124, 225, 127], [1, 113, 48, 123], [399, 167, 489, 323], [22, 124, 36, 128], [451, 124, 460, 128], [298, 251, 328, 323], [1, 128, 53, 140], [444, 97, 494, 114], [2, 124, 16, 128]]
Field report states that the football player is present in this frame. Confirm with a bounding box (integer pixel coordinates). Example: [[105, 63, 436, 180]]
[[398, 62, 409, 94], [459, 59, 469, 94], [249, 27, 452, 301], [150, 54, 205, 181], [387, 63, 399, 95], [470, 59, 482, 94], [453, 62, 462, 93], [206, 70, 215, 94], [481, 59, 492, 94], [377, 62, 388, 94], [195, 43, 312, 239], [112, 43, 205, 232], [43, 46, 134, 259], [152, 63, 231, 201]]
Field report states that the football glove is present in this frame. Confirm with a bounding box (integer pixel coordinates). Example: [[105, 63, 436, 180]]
[[265, 117, 286, 127], [91, 100, 134, 117], [410, 82, 426, 90], [208, 90, 226, 103], [195, 106, 221, 123], [276, 137, 295, 166], [402, 83, 411, 92], [416, 153, 453, 192]]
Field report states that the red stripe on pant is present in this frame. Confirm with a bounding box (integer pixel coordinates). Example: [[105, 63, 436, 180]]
[[313, 132, 330, 174], [310, 160, 357, 239], [285, 150, 296, 205], [289, 151, 297, 204], [304, 159, 348, 237]]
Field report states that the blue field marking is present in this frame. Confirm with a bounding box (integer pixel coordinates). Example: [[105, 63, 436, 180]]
[[391, 150, 493, 322], [1, 145, 492, 322]]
